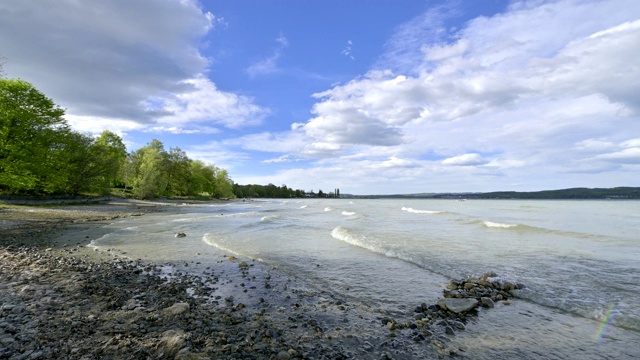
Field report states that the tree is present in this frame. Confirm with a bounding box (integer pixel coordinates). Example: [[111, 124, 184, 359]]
[[130, 140, 169, 199], [167, 147, 191, 196], [0, 78, 68, 194], [95, 130, 127, 188], [213, 167, 234, 198]]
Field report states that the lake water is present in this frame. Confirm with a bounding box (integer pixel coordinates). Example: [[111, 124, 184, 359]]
[[89, 198, 640, 358]]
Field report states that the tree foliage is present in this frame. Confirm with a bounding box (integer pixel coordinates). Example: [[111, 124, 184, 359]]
[[0, 79, 236, 199], [1, 78, 69, 193], [233, 183, 304, 198], [123, 139, 236, 199]]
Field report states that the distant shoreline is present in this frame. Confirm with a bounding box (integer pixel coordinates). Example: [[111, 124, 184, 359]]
[[347, 186, 640, 200]]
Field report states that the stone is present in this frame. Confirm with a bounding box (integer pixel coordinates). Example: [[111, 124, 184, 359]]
[[163, 302, 190, 316], [481, 297, 495, 308], [437, 298, 478, 313], [445, 282, 458, 290], [159, 329, 187, 357], [463, 282, 476, 290], [174, 232, 186, 238], [479, 272, 497, 282]]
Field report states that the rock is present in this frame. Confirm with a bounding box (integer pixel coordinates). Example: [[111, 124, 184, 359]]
[[163, 302, 190, 316], [463, 282, 476, 290], [276, 350, 291, 360], [158, 329, 188, 357], [437, 298, 478, 313], [481, 297, 495, 308], [479, 272, 497, 282], [174, 232, 186, 238]]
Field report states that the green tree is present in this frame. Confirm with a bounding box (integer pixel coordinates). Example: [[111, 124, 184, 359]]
[[187, 160, 213, 196], [130, 140, 169, 199], [0, 79, 68, 194], [167, 147, 191, 196], [213, 167, 234, 198], [95, 130, 127, 188]]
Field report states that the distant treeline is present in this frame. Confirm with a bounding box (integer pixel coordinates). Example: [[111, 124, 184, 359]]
[[233, 184, 305, 199], [365, 187, 640, 199], [460, 187, 640, 199], [1, 78, 234, 199]]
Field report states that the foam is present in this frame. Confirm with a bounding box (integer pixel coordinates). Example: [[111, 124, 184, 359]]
[[483, 221, 518, 228], [401, 206, 445, 214]]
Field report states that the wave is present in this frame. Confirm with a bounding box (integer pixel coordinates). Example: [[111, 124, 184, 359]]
[[300, 205, 308, 209], [324, 207, 333, 212], [401, 207, 446, 215], [483, 220, 519, 229], [332, 226, 387, 255], [202, 233, 243, 258], [342, 211, 357, 216], [260, 215, 282, 222]]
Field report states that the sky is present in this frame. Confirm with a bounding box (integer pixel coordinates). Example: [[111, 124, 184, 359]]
[[1, 0, 639, 195]]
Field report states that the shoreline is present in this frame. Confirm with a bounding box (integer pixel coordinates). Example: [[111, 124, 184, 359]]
[[0, 199, 461, 359], [3, 199, 637, 359]]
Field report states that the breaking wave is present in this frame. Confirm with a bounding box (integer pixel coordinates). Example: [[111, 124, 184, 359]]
[[483, 221, 519, 229], [401, 207, 446, 214]]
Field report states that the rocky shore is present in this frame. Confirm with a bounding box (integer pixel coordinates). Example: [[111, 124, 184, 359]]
[[0, 199, 522, 359]]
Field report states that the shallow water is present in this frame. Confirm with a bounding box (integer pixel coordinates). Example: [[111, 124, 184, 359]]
[[90, 198, 640, 358]]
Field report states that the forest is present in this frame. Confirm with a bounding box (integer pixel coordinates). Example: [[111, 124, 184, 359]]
[[0, 78, 302, 200]]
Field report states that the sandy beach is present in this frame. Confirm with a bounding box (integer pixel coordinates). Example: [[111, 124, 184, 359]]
[[0, 198, 470, 359]]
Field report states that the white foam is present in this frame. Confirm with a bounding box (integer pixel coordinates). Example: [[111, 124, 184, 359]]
[[324, 207, 333, 212], [483, 221, 518, 228], [401, 207, 445, 214], [202, 233, 243, 258], [260, 215, 281, 222], [331, 226, 406, 263], [300, 205, 309, 209], [342, 211, 356, 216]]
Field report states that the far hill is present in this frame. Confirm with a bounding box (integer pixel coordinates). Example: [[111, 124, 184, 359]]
[[353, 187, 640, 199]]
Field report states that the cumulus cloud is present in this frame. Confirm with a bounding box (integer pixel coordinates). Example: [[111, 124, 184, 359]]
[[147, 75, 267, 128], [279, 0, 640, 191], [263, 155, 293, 164], [442, 153, 487, 166], [375, 157, 419, 169], [0, 0, 266, 134]]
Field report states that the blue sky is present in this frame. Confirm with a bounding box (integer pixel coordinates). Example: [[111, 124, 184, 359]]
[[1, 0, 639, 194]]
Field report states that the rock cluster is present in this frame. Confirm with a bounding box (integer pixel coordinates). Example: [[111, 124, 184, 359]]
[[378, 272, 525, 356], [443, 271, 524, 305]]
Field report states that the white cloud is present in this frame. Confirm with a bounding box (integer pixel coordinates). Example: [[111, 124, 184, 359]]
[[225, 131, 307, 153], [342, 40, 355, 60], [274, 0, 640, 191], [246, 34, 289, 77], [374, 157, 419, 169], [263, 155, 293, 164], [149, 75, 267, 128], [442, 153, 487, 166], [0, 0, 266, 135], [145, 125, 220, 135]]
